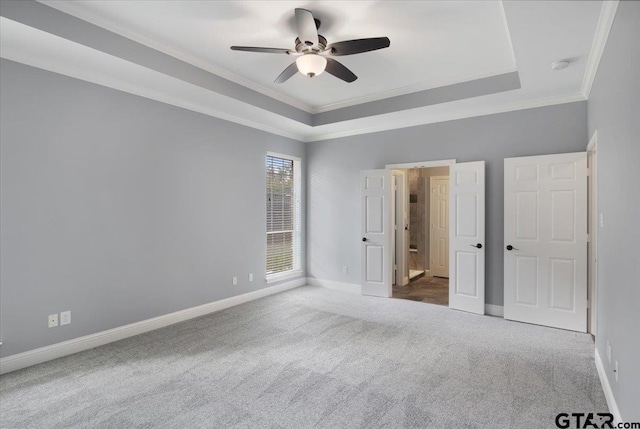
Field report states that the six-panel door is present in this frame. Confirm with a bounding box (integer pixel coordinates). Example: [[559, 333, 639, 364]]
[[504, 153, 587, 332], [361, 169, 392, 297], [449, 161, 485, 315]]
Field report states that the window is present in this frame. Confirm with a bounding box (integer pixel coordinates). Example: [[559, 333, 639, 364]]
[[266, 153, 301, 280]]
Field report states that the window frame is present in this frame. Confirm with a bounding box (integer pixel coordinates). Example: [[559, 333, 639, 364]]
[[265, 152, 302, 283]]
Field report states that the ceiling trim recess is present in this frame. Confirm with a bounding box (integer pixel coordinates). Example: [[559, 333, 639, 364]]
[[4, 1, 613, 143], [39, 0, 518, 115], [38, 0, 314, 114], [498, 0, 518, 73], [310, 65, 518, 113], [581, 0, 619, 98], [0, 15, 587, 144], [307, 93, 586, 143]]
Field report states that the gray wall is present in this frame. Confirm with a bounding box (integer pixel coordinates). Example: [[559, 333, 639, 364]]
[[306, 101, 588, 306], [587, 0, 640, 420], [0, 59, 306, 357]]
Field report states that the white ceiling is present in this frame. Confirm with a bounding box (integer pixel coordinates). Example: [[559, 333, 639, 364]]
[[1, 1, 614, 142]]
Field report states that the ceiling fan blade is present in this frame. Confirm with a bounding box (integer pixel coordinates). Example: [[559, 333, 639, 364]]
[[327, 37, 390, 56], [230, 46, 290, 54], [325, 58, 357, 83], [295, 8, 319, 46], [274, 62, 299, 84]]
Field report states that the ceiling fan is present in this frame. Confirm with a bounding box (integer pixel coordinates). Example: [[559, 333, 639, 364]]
[[230, 8, 390, 83]]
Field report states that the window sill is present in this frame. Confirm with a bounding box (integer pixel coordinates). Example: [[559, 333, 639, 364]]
[[266, 270, 304, 284]]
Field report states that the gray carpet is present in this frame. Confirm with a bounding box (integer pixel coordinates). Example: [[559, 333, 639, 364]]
[[0, 286, 607, 428]]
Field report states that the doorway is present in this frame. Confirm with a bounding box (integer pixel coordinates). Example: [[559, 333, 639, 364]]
[[391, 166, 450, 306], [361, 160, 486, 315]]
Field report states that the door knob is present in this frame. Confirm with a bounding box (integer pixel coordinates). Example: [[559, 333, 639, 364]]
[[506, 245, 518, 251], [362, 237, 367, 242], [470, 243, 482, 249]]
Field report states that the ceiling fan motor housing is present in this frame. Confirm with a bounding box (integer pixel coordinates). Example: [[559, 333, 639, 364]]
[[295, 35, 327, 53]]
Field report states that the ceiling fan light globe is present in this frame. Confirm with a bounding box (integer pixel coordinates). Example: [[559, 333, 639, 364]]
[[296, 54, 327, 77]]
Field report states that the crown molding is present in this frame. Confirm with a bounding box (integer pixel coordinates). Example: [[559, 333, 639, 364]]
[[305, 93, 586, 142], [581, 0, 619, 99]]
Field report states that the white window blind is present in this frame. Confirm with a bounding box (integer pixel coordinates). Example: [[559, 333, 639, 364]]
[[266, 154, 301, 277]]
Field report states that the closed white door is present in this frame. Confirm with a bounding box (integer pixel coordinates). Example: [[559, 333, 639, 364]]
[[430, 176, 450, 278], [361, 169, 392, 297], [504, 152, 587, 332], [449, 162, 485, 314]]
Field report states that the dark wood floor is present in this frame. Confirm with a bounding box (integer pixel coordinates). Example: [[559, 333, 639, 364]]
[[392, 275, 449, 306]]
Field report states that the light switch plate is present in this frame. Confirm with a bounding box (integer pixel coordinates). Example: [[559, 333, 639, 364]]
[[60, 311, 71, 326]]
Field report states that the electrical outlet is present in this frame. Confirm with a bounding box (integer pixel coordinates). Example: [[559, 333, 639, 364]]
[[48, 314, 58, 328], [248, 273, 253, 282], [232, 276, 238, 286], [607, 341, 612, 364], [343, 266, 348, 274], [614, 361, 619, 382], [60, 311, 71, 326]]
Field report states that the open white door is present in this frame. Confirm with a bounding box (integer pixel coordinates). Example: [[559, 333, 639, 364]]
[[430, 176, 450, 278], [361, 169, 392, 297], [504, 153, 587, 332], [449, 161, 485, 314]]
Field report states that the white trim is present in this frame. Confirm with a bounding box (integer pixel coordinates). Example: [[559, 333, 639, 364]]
[[587, 130, 598, 152], [595, 348, 622, 423], [587, 131, 598, 336], [386, 159, 456, 170], [306, 278, 361, 294], [485, 304, 504, 317], [265, 270, 303, 284], [581, 1, 619, 98], [266, 151, 301, 163], [308, 93, 586, 143], [0, 278, 306, 375]]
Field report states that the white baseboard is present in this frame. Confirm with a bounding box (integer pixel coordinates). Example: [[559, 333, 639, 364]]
[[595, 348, 622, 423], [485, 304, 504, 317], [306, 278, 361, 294], [0, 277, 306, 375]]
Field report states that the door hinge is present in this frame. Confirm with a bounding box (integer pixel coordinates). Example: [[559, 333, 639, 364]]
[[586, 233, 590, 243]]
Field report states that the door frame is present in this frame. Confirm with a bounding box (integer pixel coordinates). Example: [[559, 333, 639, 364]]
[[429, 175, 450, 278], [391, 170, 409, 286], [587, 131, 598, 336], [385, 159, 456, 305]]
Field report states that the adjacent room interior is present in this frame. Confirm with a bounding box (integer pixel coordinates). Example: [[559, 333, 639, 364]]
[[392, 165, 451, 307], [1, 1, 638, 427]]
